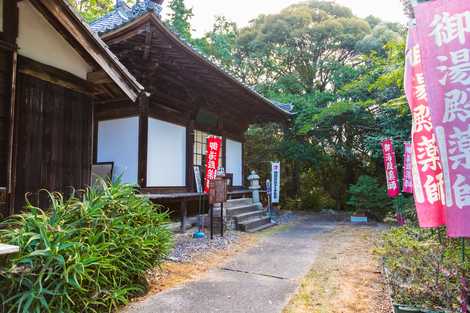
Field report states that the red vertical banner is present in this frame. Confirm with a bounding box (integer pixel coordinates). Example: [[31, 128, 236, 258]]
[[381, 139, 400, 198], [404, 27, 446, 228], [415, 0, 470, 237], [403, 142, 414, 194], [204, 136, 222, 193]]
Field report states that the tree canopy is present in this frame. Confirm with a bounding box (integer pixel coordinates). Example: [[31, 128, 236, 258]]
[[194, 0, 407, 210], [73, 0, 409, 212]]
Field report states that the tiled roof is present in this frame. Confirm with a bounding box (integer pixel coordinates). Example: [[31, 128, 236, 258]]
[[90, 0, 162, 34], [89, 1, 292, 116], [272, 101, 295, 114]]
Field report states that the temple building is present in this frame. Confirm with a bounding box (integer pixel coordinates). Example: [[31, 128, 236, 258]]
[[89, 0, 290, 196], [0, 0, 290, 230]]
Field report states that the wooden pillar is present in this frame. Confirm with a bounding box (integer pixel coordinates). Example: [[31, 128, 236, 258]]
[[6, 0, 19, 215], [180, 200, 188, 233], [186, 120, 194, 190], [138, 94, 149, 188], [222, 137, 227, 169], [241, 140, 246, 188], [7, 50, 18, 214]]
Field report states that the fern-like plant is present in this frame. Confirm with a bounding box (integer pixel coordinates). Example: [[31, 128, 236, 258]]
[[0, 180, 173, 313]]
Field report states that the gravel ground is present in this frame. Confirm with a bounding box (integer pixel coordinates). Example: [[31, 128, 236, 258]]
[[167, 211, 299, 263], [273, 210, 299, 224], [167, 230, 242, 263]]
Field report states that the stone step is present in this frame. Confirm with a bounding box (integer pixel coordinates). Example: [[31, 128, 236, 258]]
[[233, 210, 267, 223], [238, 216, 272, 232], [246, 222, 277, 233], [219, 198, 253, 209], [226, 204, 260, 217]]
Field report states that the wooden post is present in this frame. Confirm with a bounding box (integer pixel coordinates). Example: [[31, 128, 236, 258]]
[[138, 93, 149, 188], [210, 204, 214, 240], [7, 50, 18, 215], [220, 202, 224, 237], [222, 136, 227, 169], [186, 120, 195, 190], [180, 200, 187, 233]]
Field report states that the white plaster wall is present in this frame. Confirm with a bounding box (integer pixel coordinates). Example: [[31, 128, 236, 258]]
[[226, 139, 243, 186], [17, 0, 92, 79], [97, 117, 139, 185], [147, 118, 187, 187]]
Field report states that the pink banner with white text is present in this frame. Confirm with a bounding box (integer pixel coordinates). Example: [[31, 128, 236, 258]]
[[404, 27, 446, 228], [415, 0, 470, 237], [403, 142, 413, 194], [381, 139, 400, 198]]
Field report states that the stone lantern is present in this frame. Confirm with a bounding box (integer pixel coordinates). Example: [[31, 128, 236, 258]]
[[247, 170, 262, 208]]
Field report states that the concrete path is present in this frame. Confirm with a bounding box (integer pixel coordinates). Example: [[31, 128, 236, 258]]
[[123, 216, 336, 313]]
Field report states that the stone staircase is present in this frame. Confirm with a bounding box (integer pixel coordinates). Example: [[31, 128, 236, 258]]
[[221, 198, 275, 233]]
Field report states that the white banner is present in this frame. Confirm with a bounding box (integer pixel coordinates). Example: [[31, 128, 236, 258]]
[[271, 162, 281, 204], [194, 166, 202, 193]]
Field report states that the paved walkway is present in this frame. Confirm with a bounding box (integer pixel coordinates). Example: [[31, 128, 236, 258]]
[[123, 216, 336, 313]]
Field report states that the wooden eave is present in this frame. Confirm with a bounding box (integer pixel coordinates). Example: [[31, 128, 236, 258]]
[[29, 0, 145, 102], [101, 13, 290, 123]]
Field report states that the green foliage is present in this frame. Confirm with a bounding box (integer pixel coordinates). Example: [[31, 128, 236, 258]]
[[185, 1, 408, 214], [379, 226, 469, 311], [194, 17, 240, 75], [166, 0, 194, 41], [347, 175, 391, 219], [297, 169, 336, 211], [0, 181, 173, 313], [72, 0, 410, 215], [67, 0, 117, 22]]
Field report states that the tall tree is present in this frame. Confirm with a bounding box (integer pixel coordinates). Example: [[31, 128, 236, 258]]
[[67, 0, 116, 22], [166, 0, 194, 41], [198, 1, 406, 209]]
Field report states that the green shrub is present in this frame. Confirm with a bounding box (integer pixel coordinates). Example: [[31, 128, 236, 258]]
[[378, 225, 468, 311], [0, 181, 173, 313], [282, 169, 336, 211], [347, 175, 392, 220]]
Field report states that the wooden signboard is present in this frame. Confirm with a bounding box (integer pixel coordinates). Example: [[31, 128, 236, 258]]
[[208, 177, 227, 205]]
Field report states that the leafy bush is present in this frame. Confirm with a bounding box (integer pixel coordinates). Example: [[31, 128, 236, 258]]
[[347, 175, 392, 219], [282, 169, 336, 211], [0, 181, 173, 313], [378, 225, 469, 311]]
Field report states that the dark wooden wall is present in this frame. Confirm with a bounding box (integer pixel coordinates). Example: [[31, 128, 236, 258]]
[[0, 48, 12, 218], [0, 49, 11, 188], [13, 74, 93, 211]]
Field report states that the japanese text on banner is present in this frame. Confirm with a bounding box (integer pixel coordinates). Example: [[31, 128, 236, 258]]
[[381, 138, 400, 198], [403, 142, 414, 194], [415, 0, 470, 237], [404, 27, 446, 228], [204, 136, 222, 193]]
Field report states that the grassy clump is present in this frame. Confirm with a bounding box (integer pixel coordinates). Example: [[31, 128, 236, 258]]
[[378, 225, 468, 312], [0, 181, 173, 313]]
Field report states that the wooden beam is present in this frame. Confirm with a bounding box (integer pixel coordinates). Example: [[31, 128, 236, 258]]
[[31, 0, 143, 102], [87, 70, 112, 84], [18, 56, 95, 95], [138, 93, 150, 187], [143, 23, 153, 61]]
